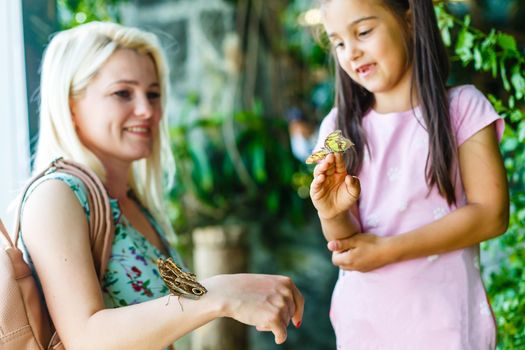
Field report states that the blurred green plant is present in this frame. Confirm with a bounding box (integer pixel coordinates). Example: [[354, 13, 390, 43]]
[[57, 0, 128, 28], [168, 98, 313, 234], [437, 4, 525, 348], [282, 1, 335, 119]]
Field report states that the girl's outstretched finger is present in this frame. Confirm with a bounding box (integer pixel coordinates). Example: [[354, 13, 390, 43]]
[[324, 153, 336, 169], [334, 153, 346, 173]]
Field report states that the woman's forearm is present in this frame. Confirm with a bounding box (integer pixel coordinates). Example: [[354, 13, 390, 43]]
[[67, 273, 303, 349], [75, 292, 224, 350]]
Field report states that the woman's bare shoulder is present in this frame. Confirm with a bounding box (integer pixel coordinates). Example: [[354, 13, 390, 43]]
[[21, 178, 89, 245]]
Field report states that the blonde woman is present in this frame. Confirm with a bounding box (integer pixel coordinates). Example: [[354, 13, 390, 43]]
[[19, 21, 303, 349]]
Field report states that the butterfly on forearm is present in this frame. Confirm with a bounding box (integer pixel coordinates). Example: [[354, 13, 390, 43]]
[[305, 130, 354, 164], [157, 257, 207, 303]]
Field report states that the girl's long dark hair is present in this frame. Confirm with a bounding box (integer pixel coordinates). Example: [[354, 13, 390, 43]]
[[331, 0, 456, 204]]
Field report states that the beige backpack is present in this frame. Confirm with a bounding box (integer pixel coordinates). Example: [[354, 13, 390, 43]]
[[0, 158, 114, 349]]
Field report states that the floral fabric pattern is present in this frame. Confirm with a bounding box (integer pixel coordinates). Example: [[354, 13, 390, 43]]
[[20, 172, 183, 308]]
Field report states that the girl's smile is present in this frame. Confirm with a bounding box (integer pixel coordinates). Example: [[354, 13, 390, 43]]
[[355, 63, 377, 78], [322, 0, 413, 112]]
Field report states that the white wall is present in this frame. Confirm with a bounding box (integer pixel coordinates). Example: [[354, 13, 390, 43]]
[[0, 0, 30, 230]]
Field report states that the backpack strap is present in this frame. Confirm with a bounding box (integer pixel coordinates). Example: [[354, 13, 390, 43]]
[[13, 157, 115, 282], [0, 219, 14, 248]]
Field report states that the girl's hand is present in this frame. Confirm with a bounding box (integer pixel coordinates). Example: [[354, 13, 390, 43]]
[[203, 274, 304, 344], [310, 152, 360, 220], [327, 233, 394, 272]]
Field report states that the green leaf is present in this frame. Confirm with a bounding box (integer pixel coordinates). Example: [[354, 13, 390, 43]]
[[191, 145, 214, 192], [473, 47, 482, 70], [463, 14, 471, 27], [441, 27, 451, 47], [501, 61, 511, 91], [509, 96, 515, 109], [497, 33, 517, 51], [502, 137, 518, 152], [251, 144, 267, 183], [511, 65, 525, 100], [266, 191, 279, 213], [519, 123, 525, 143], [490, 51, 498, 78], [455, 28, 475, 63]]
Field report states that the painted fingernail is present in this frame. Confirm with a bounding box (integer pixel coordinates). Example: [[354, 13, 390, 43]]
[[295, 321, 302, 328]]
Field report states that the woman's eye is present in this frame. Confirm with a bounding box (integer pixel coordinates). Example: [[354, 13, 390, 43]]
[[147, 91, 161, 100], [114, 90, 131, 99]]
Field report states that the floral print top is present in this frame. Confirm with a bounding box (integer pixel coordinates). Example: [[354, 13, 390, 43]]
[[19, 171, 184, 308]]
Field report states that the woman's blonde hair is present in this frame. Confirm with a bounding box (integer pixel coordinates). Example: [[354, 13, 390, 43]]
[[35, 21, 176, 240]]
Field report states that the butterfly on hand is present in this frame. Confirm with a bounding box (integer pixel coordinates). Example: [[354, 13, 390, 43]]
[[157, 257, 207, 300], [305, 130, 354, 164]]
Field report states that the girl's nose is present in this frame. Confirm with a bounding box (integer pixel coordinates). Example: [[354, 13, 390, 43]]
[[344, 43, 362, 62]]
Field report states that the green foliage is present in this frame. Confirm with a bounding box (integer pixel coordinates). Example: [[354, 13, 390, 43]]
[[437, 4, 525, 347], [282, 1, 335, 117], [57, 0, 128, 28], [169, 101, 313, 234]]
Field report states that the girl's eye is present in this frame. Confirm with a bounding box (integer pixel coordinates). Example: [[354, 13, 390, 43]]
[[114, 90, 131, 99], [147, 91, 161, 100], [358, 29, 372, 38]]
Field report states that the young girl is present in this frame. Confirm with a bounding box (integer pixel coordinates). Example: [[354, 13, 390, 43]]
[[309, 0, 509, 348], [18, 21, 303, 349]]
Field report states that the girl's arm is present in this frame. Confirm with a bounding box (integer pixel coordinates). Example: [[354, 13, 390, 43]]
[[310, 152, 361, 241], [22, 180, 303, 350], [330, 123, 509, 271], [389, 123, 509, 259]]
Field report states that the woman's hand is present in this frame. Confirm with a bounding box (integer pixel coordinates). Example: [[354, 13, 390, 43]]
[[203, 274, 304, 344], [310, 153, 360, 220], [327, 233, 394, 272]]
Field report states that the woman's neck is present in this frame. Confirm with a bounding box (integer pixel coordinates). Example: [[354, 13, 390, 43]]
[[101, 159, 131, 200]]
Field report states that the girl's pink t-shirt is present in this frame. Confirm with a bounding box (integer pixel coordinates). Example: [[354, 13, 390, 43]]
[[315, 85, 504, 350]]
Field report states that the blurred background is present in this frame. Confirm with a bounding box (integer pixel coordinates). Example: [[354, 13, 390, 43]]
[[0, 0, 524, 349]]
